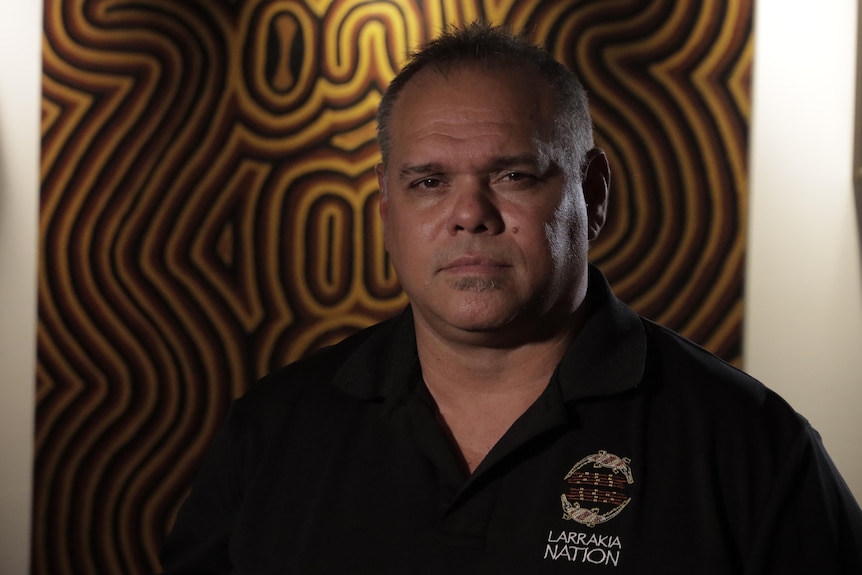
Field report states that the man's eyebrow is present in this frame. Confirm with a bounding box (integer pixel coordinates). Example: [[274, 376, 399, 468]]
[[397, 163, 444, 178], [487, 155, 542, 170], [398, 156, 542, 176]]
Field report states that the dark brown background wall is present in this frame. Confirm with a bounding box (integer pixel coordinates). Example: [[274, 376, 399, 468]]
[[35, 1, 752, 573]]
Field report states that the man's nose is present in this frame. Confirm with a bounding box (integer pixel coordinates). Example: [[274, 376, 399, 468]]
[[446, 180, 504, 235]]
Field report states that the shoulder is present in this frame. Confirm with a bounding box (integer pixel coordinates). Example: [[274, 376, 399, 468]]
[[640, 317, 808, 452], [232, 310, 416, 424], [641, 318, 760, 394], [638, 320, 862, 569]]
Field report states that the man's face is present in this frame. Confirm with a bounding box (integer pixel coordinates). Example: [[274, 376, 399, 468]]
[[377, 64, 604, 345]]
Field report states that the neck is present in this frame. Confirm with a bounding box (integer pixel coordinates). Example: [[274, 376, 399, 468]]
[[416, 324, 575, 397], [412, 295, 590, 395], [413, 308, 587, 474]]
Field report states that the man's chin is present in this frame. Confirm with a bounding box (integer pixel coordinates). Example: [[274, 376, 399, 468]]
[[448, 277, 503, 292], [443, 307, 520, 338]]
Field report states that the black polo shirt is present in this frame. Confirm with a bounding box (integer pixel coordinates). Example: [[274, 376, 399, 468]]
[[160, 267, 862, 574]]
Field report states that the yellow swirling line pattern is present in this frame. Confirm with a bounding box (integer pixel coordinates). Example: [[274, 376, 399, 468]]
[[36, 0, 752, 572]]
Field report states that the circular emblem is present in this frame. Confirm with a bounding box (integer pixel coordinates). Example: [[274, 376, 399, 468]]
[[560, 450, 634, 527]]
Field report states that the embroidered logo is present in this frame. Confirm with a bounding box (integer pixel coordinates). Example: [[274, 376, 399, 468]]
[[560, 450, 634, 527]]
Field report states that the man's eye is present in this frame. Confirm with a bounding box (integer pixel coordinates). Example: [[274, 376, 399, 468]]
[[500, 172, 536, 184], [411, 178, 442, 189]]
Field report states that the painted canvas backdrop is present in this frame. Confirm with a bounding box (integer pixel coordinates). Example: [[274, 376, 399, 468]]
[[35, 1, 751, 572]]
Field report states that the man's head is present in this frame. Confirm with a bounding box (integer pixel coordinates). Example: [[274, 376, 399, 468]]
[[376, 23, 609, 347]]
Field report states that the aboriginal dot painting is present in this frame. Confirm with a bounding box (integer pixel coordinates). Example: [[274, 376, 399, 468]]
[[36, 1, 752, 572]]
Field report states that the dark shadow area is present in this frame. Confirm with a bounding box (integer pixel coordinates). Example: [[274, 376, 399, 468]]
[[856, 178, 862, 264], [855, 0, 862, 276]]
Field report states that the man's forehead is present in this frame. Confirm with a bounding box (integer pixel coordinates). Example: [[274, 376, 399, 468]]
[[382, 63, 565, 171], [390, 67, 553, 131], [402, 60, 546, 91]]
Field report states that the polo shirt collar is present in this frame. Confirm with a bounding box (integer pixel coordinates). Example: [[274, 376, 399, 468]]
[[332, 308, 419, 402], [332, 265, 646, 403], [556, 265, 646, 401]]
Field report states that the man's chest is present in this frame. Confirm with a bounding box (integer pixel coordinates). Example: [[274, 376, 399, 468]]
[[224, 402, 743, 574]]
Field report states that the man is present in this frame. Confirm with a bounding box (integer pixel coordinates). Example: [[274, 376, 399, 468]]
[[160, 23, 862, 573]]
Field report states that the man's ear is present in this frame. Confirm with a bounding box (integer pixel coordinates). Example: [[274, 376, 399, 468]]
[[376, 163, 388, 220], [581, 148, 610, 241]]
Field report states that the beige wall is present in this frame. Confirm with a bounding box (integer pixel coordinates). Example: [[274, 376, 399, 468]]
[[746, 0, 862, 499], [0, 1, 40, 573]]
